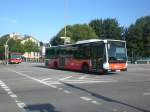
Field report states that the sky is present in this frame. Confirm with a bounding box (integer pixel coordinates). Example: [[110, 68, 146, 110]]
[[0, 0, 150, 42]]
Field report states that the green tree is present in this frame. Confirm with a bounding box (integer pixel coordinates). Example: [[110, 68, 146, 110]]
[[0, 35, 25, 53], [50, 24, 97, 45], [89, 19, 103, 38], [23, 40, 39, 52], [89, 18, 123, 40], [8, 39, 25, 53], [71, 24, 97, 42], [126, 16, 150, 57], [50, 25, 73, 46]]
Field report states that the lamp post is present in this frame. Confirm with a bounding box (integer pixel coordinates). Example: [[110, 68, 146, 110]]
[[64, 0, 68, 38], [4, 44, 8, 65], [4, 34, 13, 65]]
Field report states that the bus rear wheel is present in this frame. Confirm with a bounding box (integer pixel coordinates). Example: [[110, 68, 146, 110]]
[[82, 64, 89, 73]]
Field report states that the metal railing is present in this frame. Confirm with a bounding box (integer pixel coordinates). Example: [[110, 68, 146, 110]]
[[128, 57, 150, 64]]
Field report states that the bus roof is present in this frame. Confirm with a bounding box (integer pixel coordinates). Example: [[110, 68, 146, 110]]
[[47, 39, 126, 48], [76, 39, 126, 44]]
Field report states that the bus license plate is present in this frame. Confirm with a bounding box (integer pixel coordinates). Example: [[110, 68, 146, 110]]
[[116, 70, 121, 72]]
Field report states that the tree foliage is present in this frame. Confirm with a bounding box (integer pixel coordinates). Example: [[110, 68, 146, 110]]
[[23, 40, 39, 52], [50, 24, 97, 46], [8, 39, 25, 53], [89, 18, 123, 40], [0, 34, 40, 56], [126, 16, 150, 57], [0, 35, 25, 53]]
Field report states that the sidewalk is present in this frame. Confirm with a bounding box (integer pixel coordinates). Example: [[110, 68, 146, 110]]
[[0, 60, 6, 65]]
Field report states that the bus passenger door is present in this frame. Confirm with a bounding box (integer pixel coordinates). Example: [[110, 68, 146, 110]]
[[59, 56, 65, 68], [91, 43, 103, 71]]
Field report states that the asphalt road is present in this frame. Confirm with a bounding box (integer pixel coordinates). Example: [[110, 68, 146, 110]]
[[0, 63, 150, 112]]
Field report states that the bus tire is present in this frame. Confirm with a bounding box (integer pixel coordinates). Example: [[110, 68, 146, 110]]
[[82, 64, 89, 73]]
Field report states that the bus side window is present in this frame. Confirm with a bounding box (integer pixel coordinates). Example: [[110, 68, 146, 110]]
[[97, 44, 104, 58], [72, 45, 80, 59]]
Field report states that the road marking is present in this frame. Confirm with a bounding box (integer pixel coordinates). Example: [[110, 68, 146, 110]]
[[79, 75, 89, 79], [0, 80, 26, 110], [41, 78, 52, 81], [62, 79, 116, 82], [64, 90, 72, 94], [15, 100, 21, 103], [80, 97, 92, 101], [3, 68, 113, 107], [4, 88, 11, 91], [17, 103, 26, 108], [59, 76, 73, 81], [80, 96, 100, 105], [46, 81, 61, 85], [61, 80, 116, 84], [2, 86, 9, 89], [8, 91, 13, 94], [91, 100, 100, 105], [6, 68, 58, 89], [1, 84, 7, 87], [10, 94, 18, 98], [143, 92, 150, 96]]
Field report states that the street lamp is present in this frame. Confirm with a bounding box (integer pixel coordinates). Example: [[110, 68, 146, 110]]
[[4, 34, 13, 65]]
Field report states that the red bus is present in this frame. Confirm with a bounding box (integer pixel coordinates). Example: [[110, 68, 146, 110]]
[[45, 39, 127, 74], [9, 52, 22, 64]]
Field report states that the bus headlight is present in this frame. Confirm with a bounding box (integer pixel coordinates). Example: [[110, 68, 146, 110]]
[[103, 63, 110, 69], [125, 62, 128, 68]]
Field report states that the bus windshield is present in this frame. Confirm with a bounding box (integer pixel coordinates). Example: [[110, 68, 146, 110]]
[[107, 41, 127, 63], [11, 54, 22, 59]]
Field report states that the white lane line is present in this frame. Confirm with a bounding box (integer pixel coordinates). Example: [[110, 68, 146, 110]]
[[80, 97, 92, 101], [15, 100, 21, 103], [2, 86, 9, 89], [79, 75, 89, 79], [0, 80, 26, 110], [61, 80, 116, 84], [80, 96, 100, 105], [63, 79, 116, 82], [10, 94, 18, 98], [8, 91, 13, 94], [59, 76, 73, 81], [143, 93, 150, 96], [1, 84, 7, 87], [4, 88, 11, 91], [46, 82, 61, 85], [17, 103, 26, 108], [91, 101, 100, 105], [6, 68, 58, 89], [41, 78, 52, 81], [64, 90, 72, 94]]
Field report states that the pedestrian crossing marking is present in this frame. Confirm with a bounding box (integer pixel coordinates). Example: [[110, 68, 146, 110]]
[[40, 75, 117, 85]]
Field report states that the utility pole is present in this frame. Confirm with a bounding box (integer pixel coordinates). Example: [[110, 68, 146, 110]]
[[4, 34, 13, 65], [64, 0, 67, 38]]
